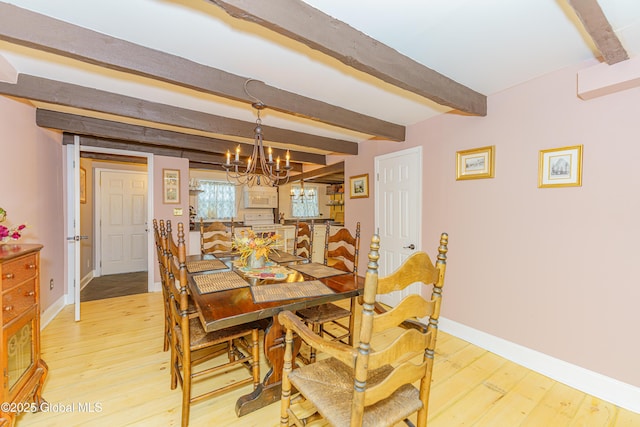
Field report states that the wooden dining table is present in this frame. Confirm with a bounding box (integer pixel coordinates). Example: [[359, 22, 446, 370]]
[[185, 252, 364, 417]]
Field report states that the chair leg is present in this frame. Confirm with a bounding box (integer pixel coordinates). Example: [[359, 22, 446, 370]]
[[347, 297, 356, 346], [309, 323, 321, 364], [251, 329, 261, 389], [280, 328, 294, 427], [181, 350, 192, 427]]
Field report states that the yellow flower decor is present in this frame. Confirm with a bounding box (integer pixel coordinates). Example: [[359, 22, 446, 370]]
[[232, 229, 280, 266]]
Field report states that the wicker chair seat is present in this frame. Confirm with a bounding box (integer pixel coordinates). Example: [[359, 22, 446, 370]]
[[296, 303, 351, 324], [288, 357, 422, 427], [174, 318, 263, 351]]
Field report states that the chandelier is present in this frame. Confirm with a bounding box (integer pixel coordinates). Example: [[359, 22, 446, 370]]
[[290, 181, 316, 201], [223, 80, 292, 187]]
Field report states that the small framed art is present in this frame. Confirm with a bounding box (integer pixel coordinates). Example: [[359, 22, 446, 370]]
[[538, 145, 583, 188], [163, 169, 180, 204], [349, 174, 369, 199], [456, 146, 495, 180]]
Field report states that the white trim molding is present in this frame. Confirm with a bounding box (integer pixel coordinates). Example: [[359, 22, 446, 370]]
[[439, 317, 640, 414], [40, 295, 65, 329]]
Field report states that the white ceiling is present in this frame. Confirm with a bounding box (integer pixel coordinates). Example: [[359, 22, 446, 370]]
[[1, 0, 640, 152]]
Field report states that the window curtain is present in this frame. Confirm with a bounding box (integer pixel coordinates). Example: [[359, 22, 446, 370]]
[[291, 185, 319, 218], [197, 180, 236, 219]]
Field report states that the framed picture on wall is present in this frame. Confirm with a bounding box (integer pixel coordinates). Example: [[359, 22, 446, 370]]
[[456, 146, 495, 180], [538, 145, 583, 188], [163, 169, 180, 204], [79, 167, 87, 204], [349, 173, 369, 199]]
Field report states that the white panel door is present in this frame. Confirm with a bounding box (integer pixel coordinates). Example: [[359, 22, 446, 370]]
[[374, 146, 422, 307], [100, 170, 148, 275]]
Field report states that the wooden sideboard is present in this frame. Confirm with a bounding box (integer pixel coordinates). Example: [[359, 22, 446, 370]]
[[0, 244, 47, 426]]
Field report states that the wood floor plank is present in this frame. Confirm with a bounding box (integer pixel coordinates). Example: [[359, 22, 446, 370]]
[[15, 292, 640, 427], [472, 370, 556, 426], [521, 381, 588, 427]]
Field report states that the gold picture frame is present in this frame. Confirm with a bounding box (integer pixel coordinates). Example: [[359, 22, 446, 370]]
[[349, 173, 369, 199], [456, 146, 495, 180], [79, 167, 87, 204], [538, 145, 583, 188], [163, 169, 180, 204]]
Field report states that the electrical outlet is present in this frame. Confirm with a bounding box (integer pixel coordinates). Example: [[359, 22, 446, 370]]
[[49, 279, 54, 290], [173, 208, 183, 216]]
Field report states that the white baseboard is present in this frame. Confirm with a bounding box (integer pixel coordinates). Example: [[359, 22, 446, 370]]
[[439, 317, 640, 414], [80, 270, 94, 290], [40, 295, 65, 329]]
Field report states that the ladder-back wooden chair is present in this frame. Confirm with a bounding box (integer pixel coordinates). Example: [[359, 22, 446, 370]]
[[200, 219, 234, 254], [292, 220, 314, 261], [153, 219, 171, 352], [166, 222, 263, 427], [279, 232, 449, 427], [296, 222, 360, 363]]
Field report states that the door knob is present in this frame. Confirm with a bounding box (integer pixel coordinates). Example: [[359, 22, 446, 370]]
[[403, 244, 415, 250]]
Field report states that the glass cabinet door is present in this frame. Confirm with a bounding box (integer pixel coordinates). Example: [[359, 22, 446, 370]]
[[5, 311, 35, 393]]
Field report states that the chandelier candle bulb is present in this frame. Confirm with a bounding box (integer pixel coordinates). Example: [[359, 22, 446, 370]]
[[235, 146, 240, 162], [286, 150, 290, 167], [276, 157, 281, 171], [268, 147, 273, 162], [226, 150, 231, 165]]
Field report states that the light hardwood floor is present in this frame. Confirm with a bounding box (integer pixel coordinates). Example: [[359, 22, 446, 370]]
[[17, 293, 639, 426]]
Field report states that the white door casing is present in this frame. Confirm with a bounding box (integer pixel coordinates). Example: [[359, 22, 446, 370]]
[[374, 146, 423, 307], [65, 139, 82, 321], [99, 170, 148, 275]]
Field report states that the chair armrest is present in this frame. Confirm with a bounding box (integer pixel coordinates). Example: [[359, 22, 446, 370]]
[[279, 310, 357, 367], [373, 302, 428, 333]]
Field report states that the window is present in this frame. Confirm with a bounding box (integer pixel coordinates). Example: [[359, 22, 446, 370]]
[[197, 180, 236, 220], [290, 185, 319, 218]]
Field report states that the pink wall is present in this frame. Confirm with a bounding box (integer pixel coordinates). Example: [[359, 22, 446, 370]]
[[341, 59, 640, 388], [152, 156, 189, 283], [0, 96, 65, 311]]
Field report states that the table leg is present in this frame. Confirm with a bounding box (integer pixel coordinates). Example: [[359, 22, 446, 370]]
[[235, 314, 300, 416]]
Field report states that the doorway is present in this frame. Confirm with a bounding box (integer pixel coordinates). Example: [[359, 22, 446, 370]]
[[80, 166, 149, 302], [374, 146, 423, 307], [66, 147, 154, 318]]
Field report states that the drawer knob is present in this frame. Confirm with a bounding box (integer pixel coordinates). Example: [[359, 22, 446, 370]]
[[27, 264, 36, 269], [26, 291, 35, 297], [3, 273, 14, 280], [4, 305, 13, 312]]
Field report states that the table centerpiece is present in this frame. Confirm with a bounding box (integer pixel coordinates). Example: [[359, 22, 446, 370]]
[[232, 229, 280, 269]]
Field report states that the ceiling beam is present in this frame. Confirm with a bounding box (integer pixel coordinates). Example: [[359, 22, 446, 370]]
[[209, 0, 487, 116], [0, 74, 358, 155], [42, 110, 324, 165], [0, 3, 405, 141], [297, 162, 344, 182], [80, 151, 148, 164], [64, 133, 303, 173], [567, 0, 629, 65]]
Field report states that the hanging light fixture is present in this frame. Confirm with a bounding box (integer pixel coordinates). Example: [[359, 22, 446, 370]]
[[223, 79, 292, 187], [290, 180, 316, 201]]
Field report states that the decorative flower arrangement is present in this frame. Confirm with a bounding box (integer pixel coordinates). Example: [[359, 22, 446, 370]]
[[0, 207, 26, 243], [232, 229, 280, 266]]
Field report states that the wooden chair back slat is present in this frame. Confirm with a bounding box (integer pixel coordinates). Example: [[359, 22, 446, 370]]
[[200, 219, 234, 254], [293, 221, 313, 260]]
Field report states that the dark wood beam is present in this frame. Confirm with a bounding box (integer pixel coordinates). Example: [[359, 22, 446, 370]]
[[80, 151, 147, 164], [43, 110, 324, 165], [568, 0, 629, 64], [297, 162, 344, 182], [64, 133, 303, 173], [209, 0, 487, 116], [0, 3, 405, 141], [0, 75, 358, 155]]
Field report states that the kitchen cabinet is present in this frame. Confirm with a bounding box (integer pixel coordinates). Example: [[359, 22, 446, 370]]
[[1, 244, 47, 427]]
